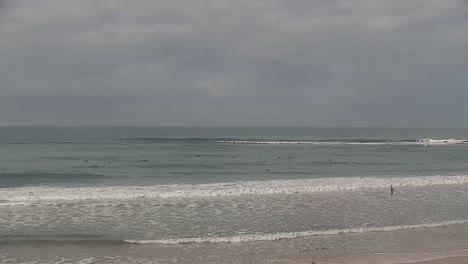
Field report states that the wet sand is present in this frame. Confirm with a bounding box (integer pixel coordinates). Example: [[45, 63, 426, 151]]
[[1, 223, 467, 263], [414, 256, 468, 264], [311, 249, 468, 264], [273, 256, 468, 264]]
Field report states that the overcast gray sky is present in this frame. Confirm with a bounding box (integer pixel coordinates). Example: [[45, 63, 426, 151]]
[[0, 0, 467, 127]]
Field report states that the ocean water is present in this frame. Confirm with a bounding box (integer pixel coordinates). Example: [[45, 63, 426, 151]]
[[0, 127, 468, 250]]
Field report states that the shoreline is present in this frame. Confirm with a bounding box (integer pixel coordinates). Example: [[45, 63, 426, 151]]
[[123, 219, 468, 244], [410, 256, 468, 264], [311, 249, 468, 264], [1, 223, 467, 263]]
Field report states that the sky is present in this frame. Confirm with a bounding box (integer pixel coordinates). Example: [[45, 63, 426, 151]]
[[0, 0, 467, 127]]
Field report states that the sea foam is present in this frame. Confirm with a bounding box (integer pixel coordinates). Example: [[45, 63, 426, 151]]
[[218, 138, 468, 146], [124, 220, 468, 244], [418, 138, 468, 145], [1, 175, 467, 203]]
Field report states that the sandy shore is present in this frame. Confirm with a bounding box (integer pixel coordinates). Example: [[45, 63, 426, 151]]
[[270, 255, 468, 264], [276, 256, 468, 264], [309, 249, 468, 264], [1, 223, 467, 263], [414, 256, 468, 264]]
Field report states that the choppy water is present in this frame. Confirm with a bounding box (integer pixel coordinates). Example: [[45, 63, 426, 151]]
[[1, 127, 468, 246]]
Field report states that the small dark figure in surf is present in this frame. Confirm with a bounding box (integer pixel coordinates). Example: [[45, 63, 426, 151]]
[[329, 158, 332, 162], [84, 159, 88, 163], [266, 169, 269, 172], [390, 185, 394, 195]]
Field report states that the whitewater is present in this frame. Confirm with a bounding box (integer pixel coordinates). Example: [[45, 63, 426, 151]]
[[1, 175, 468, 203], [217, 138, 468, 145], [1, 127, 468, 251]]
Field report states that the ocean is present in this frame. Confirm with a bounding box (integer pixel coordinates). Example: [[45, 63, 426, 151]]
[[1, 127, 468, 263]]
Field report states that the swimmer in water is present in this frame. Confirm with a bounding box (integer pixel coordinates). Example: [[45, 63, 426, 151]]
[[390, 185, 394, 195]]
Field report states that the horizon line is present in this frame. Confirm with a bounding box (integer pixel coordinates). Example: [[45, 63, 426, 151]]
[[1, 125, 468, 129]]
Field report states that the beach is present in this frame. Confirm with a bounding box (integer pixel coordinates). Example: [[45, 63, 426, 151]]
[[1, 223, 467, 263], [0, 127, 467, 263], [3, 0, 468, 262]]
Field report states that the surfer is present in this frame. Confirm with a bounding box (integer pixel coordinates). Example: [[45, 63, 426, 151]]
[[390, 185, 394, 195]]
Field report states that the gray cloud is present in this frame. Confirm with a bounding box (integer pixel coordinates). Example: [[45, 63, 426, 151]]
[[0, 0, 467, 127]]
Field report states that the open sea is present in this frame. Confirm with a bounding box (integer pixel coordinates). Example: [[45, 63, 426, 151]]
[[1, 127, 468, 263]]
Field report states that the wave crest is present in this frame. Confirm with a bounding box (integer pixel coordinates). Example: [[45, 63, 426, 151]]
[[218, 138, 468, 146], [1, 175, 467, 202], [125, 220, 468, 244], [418, 138, 468, 145]]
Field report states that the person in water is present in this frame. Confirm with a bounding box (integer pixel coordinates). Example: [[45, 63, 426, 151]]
[[390, 185, 394, 195]]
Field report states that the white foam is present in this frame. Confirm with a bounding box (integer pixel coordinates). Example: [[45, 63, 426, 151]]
[[418, 138, 468, 145], [1, 175, 467, 203], [218, 139, 468, 146], [219, 140, 324, 145], [0, 202, 33, 207], [217, 140, 407, 145], [124, 220, 468, 244]]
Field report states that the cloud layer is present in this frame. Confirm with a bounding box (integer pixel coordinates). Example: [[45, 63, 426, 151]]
[[1, 0, 467, 126]]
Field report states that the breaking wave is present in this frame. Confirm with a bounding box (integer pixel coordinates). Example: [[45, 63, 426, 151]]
[[218, 138, 468, 146], [417, 138, 468, 145], [125, 220, 468, 244], [2, 221, 466, 245], [1, 175, 467, 203]]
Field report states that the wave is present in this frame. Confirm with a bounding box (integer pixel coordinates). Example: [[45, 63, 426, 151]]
[[218, 138, 468, 146], [3, 137, 468, 146], [418, 138, 468, 145], [2, 220, 466, 245], [1, 175, 467, 202], [125, 220, 468, 244]]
